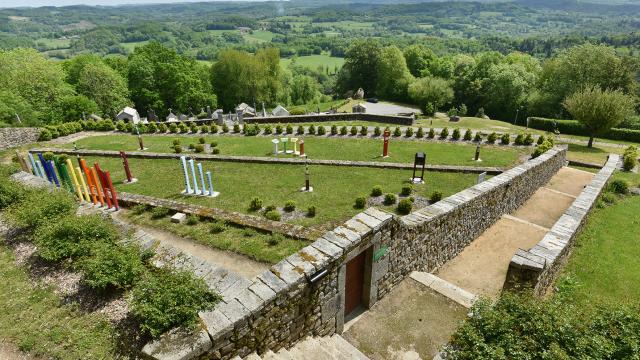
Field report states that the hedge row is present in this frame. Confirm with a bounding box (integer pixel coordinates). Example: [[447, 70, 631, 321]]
[[528, 117, 640, 143], [38, 120, 116, 141], [0, 165, 220, 338]]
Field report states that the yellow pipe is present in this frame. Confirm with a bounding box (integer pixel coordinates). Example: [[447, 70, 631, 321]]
[[76, 166, 91, 202], [65, 159, 83, 201]]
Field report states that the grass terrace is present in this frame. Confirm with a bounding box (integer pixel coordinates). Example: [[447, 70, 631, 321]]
[[58, 134, 526, 168], [79, 156, 480, 228]]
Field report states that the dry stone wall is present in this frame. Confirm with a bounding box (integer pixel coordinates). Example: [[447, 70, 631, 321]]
[[0, 127, 40, 151], [243, 113, 415, 126], [145, 148, 567, 360], [505, 154, 619, 295]]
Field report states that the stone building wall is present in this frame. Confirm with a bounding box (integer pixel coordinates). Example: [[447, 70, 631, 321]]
[[505, 154, 619, 296], [144, 148, 567, 360], [0, 127, 40, 151]]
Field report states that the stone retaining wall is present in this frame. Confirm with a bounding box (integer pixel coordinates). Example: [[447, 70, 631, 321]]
[[243, 113, 415, 126], [31, 148, 504, 175], [504, 154, 619, 296], [144, 147, 566, 360], [0, 127, 40, 151]]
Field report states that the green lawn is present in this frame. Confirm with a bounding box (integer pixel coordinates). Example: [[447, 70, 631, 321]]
[[0, 243, 118, 359], [80, 156, 479, 228], [61, 134, 526, 168], [120, 41, 149, 52], [415, 115, 547, 135], [280, 53, 345, 70], [558, 172, 640, 306], [566, 143, 626, 165], [125, 211, 307, 264], [243, 30, 275, 43]]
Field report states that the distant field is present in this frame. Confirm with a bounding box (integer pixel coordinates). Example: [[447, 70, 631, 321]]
[[244, 30, 275, 43], [280, 54, 345, 70], [35, 38, 71, 50], [120, 41, 149, 52]]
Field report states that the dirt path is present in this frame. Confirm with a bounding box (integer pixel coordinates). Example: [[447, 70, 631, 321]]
[[0, 342, 41, 360], [111, 211, 269, 279], [436, 167, 594, 298], [343, 278, 467, 360]]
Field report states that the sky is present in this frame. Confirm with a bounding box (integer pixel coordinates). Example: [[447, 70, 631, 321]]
[[0, 0, 259, 8]]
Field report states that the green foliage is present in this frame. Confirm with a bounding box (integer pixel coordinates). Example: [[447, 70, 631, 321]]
[[463, 129, 472, 141], [601, 192, 617, 205], [264, 210, 281, 221], [532, 139, 554, 158], [447, 107, 458, 117], [487, 132, 498, 144], [38, 128, 52, 141], [428, 128, 435, 139], [523, 133, 534, 145], [514, 133, 525, 145], [0, 170, 29, 210], [222, 124, 229, 133], [131, 204, 148, 215], [244, 124, 259, 136], [284, 200, 296, 212], [178, 123, 188, 133], [474, 132, 482, 142], [440, 127, 449, 139], [397, 198, 413, 215], [131, 267, 220, 338], [377, 45, 413, 101], [308, 124, 316, 135], [275, 124, 283, 134], [169, 123, 178, 133], [233, 123, 240, 133], [297, 125, 305, 135], [147, 122, 158, 133], [286, 124, 293, 134], [500, 133, 510, 145], [185, 214, 199, 225], [198, 137, 205, 144], [209, 221, 227, 234], [188, 143, 195, 150], [150, 206, 170, 219], [210, 124, 218, 133], [199, 125, 209, 133], [405, 127, 414, 137], [360, 126, 368, 136], [430, 191, 443, 203], [317, 125, 326, 135], [383, 193, 397, 205], [408, 76, 453, 113], [445, 292, 640, 359], [609, 179, 630, 195], [116, 120, 126, 131], [249, 197, 263, 211], [401, 184, 413, 196], [354, 197, 366, 209], [393, 127, 402, 137], [623, 146, 638, 171], [34, 214, 119, 262], [7, 190, 76, 228], [340, 126, 348, 135], [371, 185, 383, 197], [212, 147, 220, 155], [350, 126, 358, 136], [172, 139, 181, 146], [80, 242, 145, 291], [173, 145, 182, 154], [267, 234, 284, 246], [194, 144, 204, 153], [307, 206, 316, 218], [452, 128, 461, 140], [416, 127, 424, 138], [158, 123, 167, 133], [263, 125, 272, 135], [331, 125, 338, 135]]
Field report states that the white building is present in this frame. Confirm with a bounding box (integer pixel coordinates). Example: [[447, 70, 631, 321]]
[[272, 105, 290, 117], [116, 107, 141, 124]]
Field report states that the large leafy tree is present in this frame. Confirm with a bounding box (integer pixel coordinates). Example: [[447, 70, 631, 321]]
[[77, 62, 131, 118], [290, 74, 321, 105], [484, 61, 539, 121], [336, 39, 382, 97], [531, 44, 638, 118], [403, 44, 436, 77], [563, 86, 636, 147], [408, 76, 454, 114], [211, 48, 282, 111], [128, 42, 216, 118], [376, 46, 414, 101]]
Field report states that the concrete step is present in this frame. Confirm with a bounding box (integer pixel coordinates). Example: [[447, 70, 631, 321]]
[[248, 335, 370, 360]]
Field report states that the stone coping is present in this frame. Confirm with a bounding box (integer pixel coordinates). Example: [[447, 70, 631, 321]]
[[29, 148, 505, 175], [117, 192, 317, 241], [507, 154, 620, 294]]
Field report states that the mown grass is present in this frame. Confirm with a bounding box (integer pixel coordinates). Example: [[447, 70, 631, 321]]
[[280, 53, 345, 70], [557, 172, 640, 306], [125, 211, 308, 264], [79, 156, 479, 227], [566, 143, 626, 165], [0, 244, 119, 359], [60, 134, 526, 168]]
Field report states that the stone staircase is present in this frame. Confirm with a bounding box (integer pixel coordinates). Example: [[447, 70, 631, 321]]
[[240, 335, 369, 360]]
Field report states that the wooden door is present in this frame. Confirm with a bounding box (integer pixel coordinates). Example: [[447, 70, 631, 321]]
[[345, 251, 366, 316]]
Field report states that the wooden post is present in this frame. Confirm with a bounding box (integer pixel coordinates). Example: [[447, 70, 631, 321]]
[[120, 151, 133, 183], [383, 130, 390, 157]]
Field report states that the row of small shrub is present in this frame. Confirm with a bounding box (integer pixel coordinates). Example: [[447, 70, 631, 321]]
[[1, 169, 220, 338], [623, 145, 638, 172], [171, 138, 220, 155], [528, 116, 640, 143], [532, 135, 555, 158], [354, 185, 443, 214], [38, 119, 116, 141], [249, 197, 316, 219]]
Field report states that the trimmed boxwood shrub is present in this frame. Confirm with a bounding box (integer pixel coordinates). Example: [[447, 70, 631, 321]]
[[284, 200, 296, 212], [210, 141, 218, 148], [116, 120, 126, 131], [440, 127, 449, 139], [371, 185, 383, 197], [38, 128, 52, 141], [188, 143, 195, 150], [34, 214, 119, 262], [528, 116, 640, 143], [169, 123, 178, 133], [178, 123, 188, 133], [360, 126, 368, 136], [383, 193, 397, 205], [264, 210, 281, 221], [174, 145, 182, 154], [233, 124, 241, 133], [222, 124, 229, 133], [148, 122, 158, 133], [401, 185, 413, 196], [537, 135, 546, 145], [307, 206, 316, 217], [189, 123, 198, 133], [609, 179, 630, 194], [397, 199, 413, 215], [428, 128, 436, 139], [487, 132, 498, 144], [307, 124, 316, 135], [317, 125, 326, 135], [198, 137, 206, 144], [350, 126, 358, 136], [212, 148, 220, 154], [374, 126, 382, 137], [623, 146, 638, 172], [416, 127, 424, 138], [474, 132, 482, 142], [80, 242, 145, 291], [430, 191, 443, 203], [340, 126, 348, 135], [405, 127, 414, 137], [275, 124, 283, 134], [131, 267, 220, 338], [452, 128, 461, 140], [393, 127, 402, 137], [331, 125, 338, 135], [194, 145, 204, 153], [297, 125, 305, 135], [532, 140, 554, 158], [210, 125, 218, 134], [286, 124, 293, 134], [249, 197, 263, 211], [524, 133, 534, 145], [199, 125, 209, 133], [514, 133, 525, 145], [501, 133, 511, 145], [463, 129, 473, 141], [354, 197, 367, 209], [157, 123, 167, 133]]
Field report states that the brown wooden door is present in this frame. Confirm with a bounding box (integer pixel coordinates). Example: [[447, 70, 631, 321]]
[[345, 251, 366, 316]]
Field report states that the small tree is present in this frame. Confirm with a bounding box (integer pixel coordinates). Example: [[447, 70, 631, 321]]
[[563, 87, 635, 147]]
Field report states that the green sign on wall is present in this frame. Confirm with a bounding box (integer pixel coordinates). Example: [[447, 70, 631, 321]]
[[373, 246, 388, 262]]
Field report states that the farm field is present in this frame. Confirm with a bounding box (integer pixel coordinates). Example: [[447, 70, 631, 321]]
[[280, 53, 345, 70], [79, 155, 480, 227], [59, 134, 526, 168]]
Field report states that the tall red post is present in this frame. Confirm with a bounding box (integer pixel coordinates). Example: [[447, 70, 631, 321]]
[[383, 130, 390, 157], [120, 151, 133, 182], [105, 171, 119, 211], [94, 163, 112, 209], [299, 140, 305, 157]]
